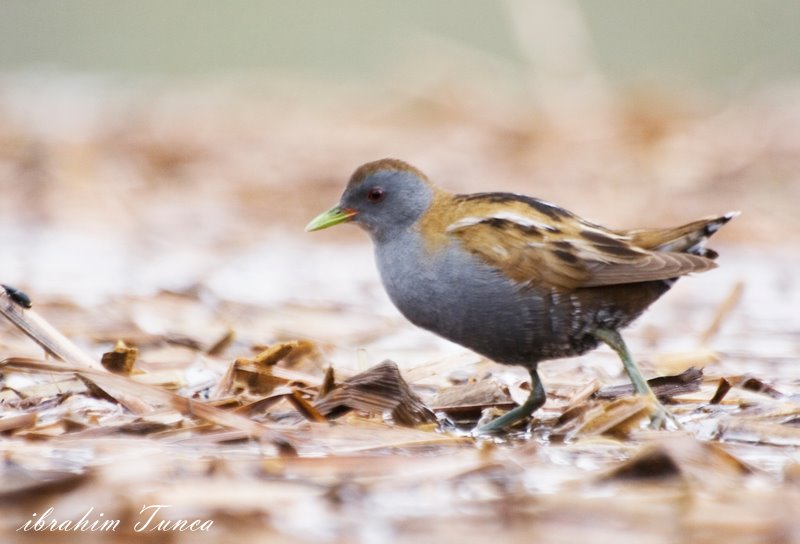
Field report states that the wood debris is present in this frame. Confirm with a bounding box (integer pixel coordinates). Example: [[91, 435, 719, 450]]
[[0, 412, 37, 433], [600, 436, 751, 483], [252, 341, 300, 366], [569, 396, 651, 437], [314, 360, 436, 426], [709, 377, 732, 404], [595, 367, 703, 401], [100, 340, 138, 375], [205, 328, 235, 356], [431, 380, 515, 417]]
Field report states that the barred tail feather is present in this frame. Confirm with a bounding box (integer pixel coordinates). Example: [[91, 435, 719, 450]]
[[624, 211, 739, 259]]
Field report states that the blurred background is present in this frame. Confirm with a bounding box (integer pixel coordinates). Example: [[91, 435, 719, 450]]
[[3, 1, 799, 85], [2, 4, 800, 543], [0, 0, 798, 310]]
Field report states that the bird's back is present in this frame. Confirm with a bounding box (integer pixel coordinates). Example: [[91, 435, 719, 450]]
[[390, 199, 736, 366]]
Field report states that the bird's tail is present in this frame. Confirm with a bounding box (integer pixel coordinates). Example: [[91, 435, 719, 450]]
[[622, 211, 739, 259]]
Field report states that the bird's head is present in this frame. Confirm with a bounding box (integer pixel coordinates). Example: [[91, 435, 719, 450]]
[[305, 158, 436, 242]]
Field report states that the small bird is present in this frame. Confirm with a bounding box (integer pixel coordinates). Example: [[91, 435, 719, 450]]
[[306, 159, 737, 432]]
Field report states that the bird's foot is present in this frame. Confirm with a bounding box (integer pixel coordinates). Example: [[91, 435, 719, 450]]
[[473, 405, 531, 435], [646, 399, 683, 431], [473, 368, 546, 435]]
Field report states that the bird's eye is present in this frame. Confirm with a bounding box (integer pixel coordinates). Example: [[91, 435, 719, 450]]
[[367, 187, 385, 202]]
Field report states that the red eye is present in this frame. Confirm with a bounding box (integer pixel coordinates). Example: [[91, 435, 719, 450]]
[[367, 187, 385, 202]]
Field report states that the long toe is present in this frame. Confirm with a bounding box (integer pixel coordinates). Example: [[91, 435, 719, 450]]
[[474, 368, 546, 435], [648, 403, 683, 431], [473, 406, 531, 435]]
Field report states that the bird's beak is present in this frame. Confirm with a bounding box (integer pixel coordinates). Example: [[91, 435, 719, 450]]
[[305, 205, 358, 232]]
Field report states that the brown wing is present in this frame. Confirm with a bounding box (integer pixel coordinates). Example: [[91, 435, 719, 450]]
[[447, 217, 716, 290]]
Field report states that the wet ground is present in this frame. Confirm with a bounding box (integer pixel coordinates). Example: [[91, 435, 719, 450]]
[[0, 76, 799, 543]]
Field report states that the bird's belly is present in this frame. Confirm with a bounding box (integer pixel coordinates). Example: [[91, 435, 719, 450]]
[[375, 239, 588, 365]]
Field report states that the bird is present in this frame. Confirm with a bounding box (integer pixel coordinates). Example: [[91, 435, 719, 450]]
[[306, 158, 737, 432]]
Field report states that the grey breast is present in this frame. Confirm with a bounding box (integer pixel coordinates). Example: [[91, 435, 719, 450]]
[[374, 231, 556, 365]]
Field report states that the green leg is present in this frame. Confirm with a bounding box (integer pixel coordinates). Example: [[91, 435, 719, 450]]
[[476, 368, 546, 434], [593, 328, 682, 430]]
